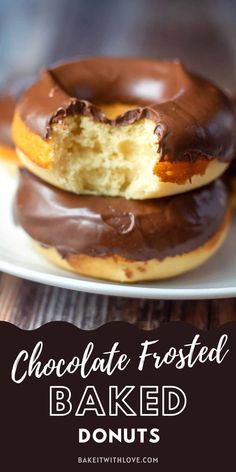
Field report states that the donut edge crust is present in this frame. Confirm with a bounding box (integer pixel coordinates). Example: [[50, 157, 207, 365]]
[[0, 145, 19, 174], [32, 210, 230, 283]]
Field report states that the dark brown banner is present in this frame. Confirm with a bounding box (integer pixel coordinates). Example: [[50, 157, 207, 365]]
[[0, 321, 235, 470]]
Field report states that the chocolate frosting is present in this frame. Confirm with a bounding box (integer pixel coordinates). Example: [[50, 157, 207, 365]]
[[15, 169, 228, 261], [224, 95, 236, 184], [0, 95, 15, 147], [16, 58, 236, 163]]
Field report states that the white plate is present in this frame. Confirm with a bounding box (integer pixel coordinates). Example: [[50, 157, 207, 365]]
[[0, 161, 235, 300]]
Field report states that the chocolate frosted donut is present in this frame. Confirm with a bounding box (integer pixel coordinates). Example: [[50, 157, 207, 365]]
[[0, 77, 35, 167], [14, 169, 230, 282], [224, 95, 236, 209], [0, 94, 17, 163], [0, 95, 15, 148], [13, 58, 236, 199]]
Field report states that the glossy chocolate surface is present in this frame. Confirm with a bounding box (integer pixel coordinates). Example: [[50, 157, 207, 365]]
[[16, 58, 236, 163], [0, 95, 15, 147], [15, 169, 228, 261]]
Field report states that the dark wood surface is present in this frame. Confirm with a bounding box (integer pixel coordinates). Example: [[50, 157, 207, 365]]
[[0, 0, 236, 329], [0, 274, 236, 329]]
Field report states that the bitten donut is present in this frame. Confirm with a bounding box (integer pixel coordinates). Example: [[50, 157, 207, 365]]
[[12, 58, 236, 200], [14, 169, 230, 283], [0, 94, 18, 164]]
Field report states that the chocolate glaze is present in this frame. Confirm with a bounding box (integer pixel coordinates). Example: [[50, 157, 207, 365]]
[[0, 95, 15, 147], [15, 169, 228, 261], [16, 58, 236, 163], [224, 95, 236, 186]]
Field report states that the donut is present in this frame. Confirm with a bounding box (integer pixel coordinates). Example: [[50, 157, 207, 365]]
[[225, 159, 236, 209], [12, 58, 236, 200], [0, 94, 18, 164], [224, 95, 236, 209], [14, 169, 230, 283]]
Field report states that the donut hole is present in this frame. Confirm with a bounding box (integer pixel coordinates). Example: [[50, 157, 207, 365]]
[[98, 103, 137, 119]]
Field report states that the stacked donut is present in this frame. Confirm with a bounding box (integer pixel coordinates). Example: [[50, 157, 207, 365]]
[[11, 58, 236, 282]]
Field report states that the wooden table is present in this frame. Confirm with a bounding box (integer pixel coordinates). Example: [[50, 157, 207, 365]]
[[0, 0, 236, 329]]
